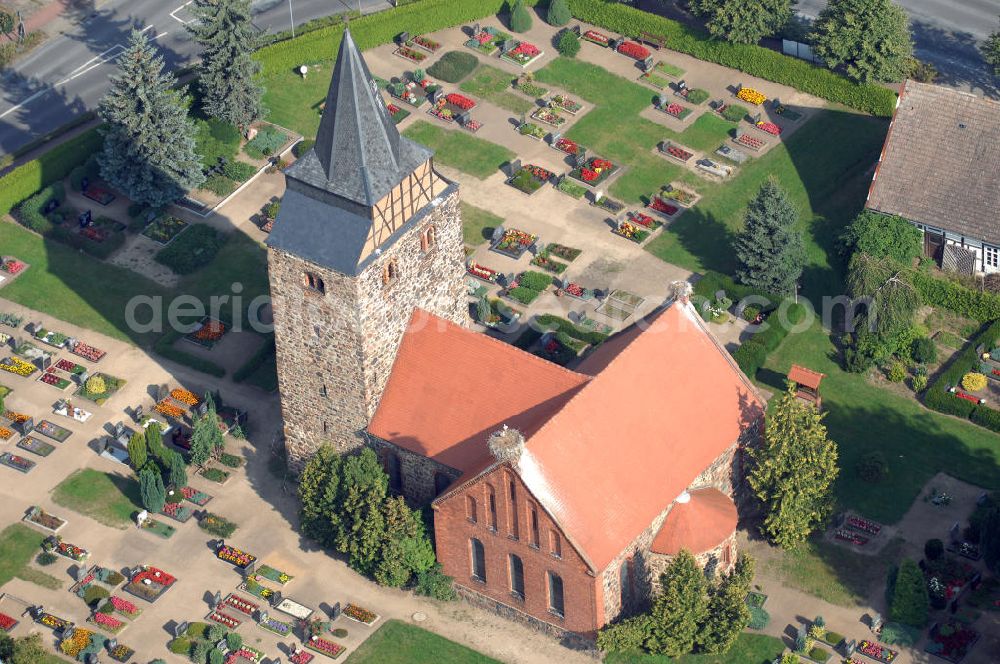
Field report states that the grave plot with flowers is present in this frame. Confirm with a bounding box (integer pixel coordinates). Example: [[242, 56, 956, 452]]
[[858, 640, 897, 663], [411, 34, 441, 53], [530, 106, 566, 128], [492, 227, 539, 258], [656, 99, 693, 121], [217, 542, 258, 571], [108, 642, 135, 662], [1, 452, 36, 473], [466, 262, 500, 283], [59, 625, 105, 661], [223, 593, 260, 618], [343, 603, 380, 626], [394, 45, 427, 64], [549, 94, 582, 115], [626, 211, 663, 232], [142, 215, 188, 245], [582, 29, 610, 46], [506, 165, 553, 196], [501, 41, 543, 68], [569, 157, 619, 187], [35, 418, 73, 442], [0, 356, 37, 377], [123, 566, 177, 603], [185, 317, 227, 349], [208, 609, 242, 629], [159, 499, 195, 523], [535, 332, 587, 366], [553, 136, 583, 157], [17, 435, 55, 457], [658, 141, 694, 164], [241, 575, 276, 602], [617, 41, 650, 61], [33, 325, 70, 349], [754, 120, 783, 136], [229, 644, 267, 663], [387, 79, 426, 108], [429, 93, 476, 124], [530, 243, 581, 274], [71, 340, 107, 362], [0, 256, 28, 279], [660, 184, 700, 207], [305, 635, 346, 659], [107, 595, 142, 619], [39, 365, 74, 391], [46, 535, 89, 562], [88, 609, 127, 634], [639, 61, 686, 90], [517, 121, 547, 140], [256, 564, 293, 585], [75, 372, 125, 405], [736, 85, 767, 106], [613, 220, 650, 244], [465, 26, 510, 55], [259, 613, 294, 637], [0, 611, 18, 633]]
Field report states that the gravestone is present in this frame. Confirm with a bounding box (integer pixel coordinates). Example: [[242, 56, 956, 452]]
[[107, 637, 117, 650], [258, 609, 268, 624], [429, 88, 444, 104], [573, 152, 588, 168], [500, 39, 515, 54], [549, 131, 561, 144], [330, 602, 341, 620], [950, 522, 961, 543], [398, 31, 409, 44], [134, 404, 144, 422], [78, 210, 92, 228], [641, 56, 654, 71], [456, 111, 470, 126], [213, 591, 223, 607], [845, 640, 856, 656], [157, 384, 170, 401], [174, 620, 190, 638], [43, 198, 59, 214], [114, 421, 126, 438], [197, 402, 208, 417], [471, 23, 480, 36], [506, 159, 522, 178], [136, 510, 148, 528], [85, 653, 98, 664], [75, 565, 89, 582]]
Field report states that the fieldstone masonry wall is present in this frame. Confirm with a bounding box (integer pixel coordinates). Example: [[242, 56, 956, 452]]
[[367, 434, 462, 505], [269, 180, 469, 472]]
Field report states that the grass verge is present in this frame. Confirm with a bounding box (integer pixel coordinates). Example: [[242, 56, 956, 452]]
[[51, 469, 142, 529], [345, 620, 502, 663]]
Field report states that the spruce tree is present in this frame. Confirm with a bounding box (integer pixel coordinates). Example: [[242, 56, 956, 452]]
[[689, 0, 792, 45], [188, 0, 265, 130], [98, 30, 204, 206], [547, 0, 571, 26], [335, 449, 390, 576], [734, 177, 805, 296], [189, 412, 216, 466], [647, 550, 708, 657], [510, 0, 533, 33], [698, 554, 755, 653], [298, 445, 343, 548], [749, 384, 839, 548], [139, 467, 166, 513], [146, 421, 168, 464], [127, 430, 148, 471]]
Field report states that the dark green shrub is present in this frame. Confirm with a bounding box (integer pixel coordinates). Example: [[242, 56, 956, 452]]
[[0, 127, 100, 217], [924, 538, 944, 561], [911, 336, 937, 364], [332, 628, 348, 638], [413, 564, 457, 600], [733, 340, 767, 377], [205, 623, 225, 642], [506, 286, 540, 305], [105, 570, 125, 585], [293, 139, 315, 158], [15, 182, 64, 234], [202, 174, 238, 197], [99, 600, 115, 615], [191, 641, 209, 663], [168, 638, 191, 655], [225, 632, 242, 650], [209, 649, 224, 664], [889, 559, 929, 628], [556, 30, 580, 57], [924, 387, 977, 418], [36, 552, 58, 566], [547, 0, 571, 25], [596, 615, 654, 653], [880, 621, 919, 646], [971, 406, 1000, 432], [69, 165, 88, 191], [748, 605, 770, 629], [721, 103, 748, 122], [510, 0, 533, 32], [427, 50, 478, 82], [856, 451, 888, 482], [155, 224, 227, 275], [534, 314, 609, 345], [519, 270, 552, 291], [83, 585, 110, 607], [222, 160, 258, 182]]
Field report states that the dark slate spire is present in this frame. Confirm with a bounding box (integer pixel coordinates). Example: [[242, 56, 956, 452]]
[[285, 28, 432, 206]]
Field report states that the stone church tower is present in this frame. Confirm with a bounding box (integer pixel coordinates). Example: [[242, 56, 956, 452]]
[[266, 29, 468, 471]]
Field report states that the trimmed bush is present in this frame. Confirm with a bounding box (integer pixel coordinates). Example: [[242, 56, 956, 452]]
[[721, 103, 749, 123], [507, 286, 541, 305], [889, 559, 929, 628], [912, 271, 1000, 322], [83, 585, 110, 607], [0, 127, 101, 217], [556, 30, 580, 57], [856, 451, 888, 482], [519, 270, 553, 291], [14, 182, 65, 234], [168, 638, 191, 655], [748, 605, 770, 630], [547, 0, 571, 25], [36, 551, 58, 566], [332, 627, 348, 638], [734, 340, 767, 377], [427, 50, 478, 82], [888, 361, 906, 382], [222, 160, 258, 182], [510, 0, 533, 32], [924, 538, 944, 561], [534, 314, 609, 345], [155, 225, 227, 275], [911, 374, 928, 392], [962, 372, 987, 392], [911, 336, 937, 364], [970, 406, 1000, 433]]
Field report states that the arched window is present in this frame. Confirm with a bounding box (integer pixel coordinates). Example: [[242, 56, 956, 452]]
[[547, 572, 564, 617], [529, 503, 540, 548], [434, 472, 451, 496], [487, 485, 498, 531], [466, 496, 478, 523], [507, 476, 519, 539], [509, 554, 525, 599], [549, 529, 562, 558], [382, 259, 399, 285], [302, 272, 325, 293], [721, 543, 731, 567], [381, 450, 402, 493], [470, 538, 486, 582], [420, 225, 437, 252], [619, 558, 632, 607]]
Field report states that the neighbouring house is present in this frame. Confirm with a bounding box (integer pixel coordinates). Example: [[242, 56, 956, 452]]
[[866, 80, 1000, 274], [267, 29, 764, 640]]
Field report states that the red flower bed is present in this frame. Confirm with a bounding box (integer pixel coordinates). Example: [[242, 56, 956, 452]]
[[649, 197, 679, 216], [736, 133, 766, 150], [565, 283, 584, 297], [859, 640, 896, 662], [0, 612, 17, 632], [41, 373, 66, 387], [835, 528, 868, 546], [665, 103, 686, 117], [109, 596, 139, 616], [756, 121, 782, 135], [223, 594, 259, 616], [467, 263, 499, 282], [955, 390, 980, 403], [510, 42, 540, 58], [208, 611, 241, 629], [445, 93, 476, 110], [555, 137, 579, 155], [580, 168, 599, 182], [628, 212, 657, 228], [2, 259, 26, 275], [307, 637, 345, 658], [618, 41, 650, 60], [71, 342, 106, 361], [133, 567, 175, 586], [290, 652, 314, 664], [666, 145, 692, 161], [583, 30, 609, 45], [847, 516, 881, 535], [529, 166, 553, 181]]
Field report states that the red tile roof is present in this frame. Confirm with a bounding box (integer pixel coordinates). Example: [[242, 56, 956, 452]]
[[788, 364, 824, 390], [650, 488, 738, 556], [516, 302, 763, 570], [368, 310, 589, 473]]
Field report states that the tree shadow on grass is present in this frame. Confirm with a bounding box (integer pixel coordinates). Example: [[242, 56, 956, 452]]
[[654, 208, 735, 274]]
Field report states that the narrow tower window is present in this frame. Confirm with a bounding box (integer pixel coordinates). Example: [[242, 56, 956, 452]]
[[466, 496, 478, 523], [382, 259, 399, 285], [302, 272, 325, 293], [509, 554, 525, 599], [548, 572, 565, 617], [470, 538, 486, 582], [420, 225, 437, 252]]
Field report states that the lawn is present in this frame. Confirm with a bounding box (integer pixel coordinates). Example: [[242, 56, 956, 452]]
[[0, 523, 62, 590], [403, 121, 514, 179], [51, 469, 142, 529], [604, 633, 784, 664], [261, 66, 329, 138], [761, 321, 1000, 522], [459, 65, 535, 116], [461, 201, 503, 246], [344, 620, 501, 664]]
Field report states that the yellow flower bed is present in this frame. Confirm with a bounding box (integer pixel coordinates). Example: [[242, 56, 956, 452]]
[[962, 372, 987, 392], [59, 627, 94, 658], [737, 87, 766, 105], [0, 357, 36, 376]]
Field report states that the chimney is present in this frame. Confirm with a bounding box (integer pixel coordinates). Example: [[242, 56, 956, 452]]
[[670, 280, 693, 304], [488, 425, 525, 463]]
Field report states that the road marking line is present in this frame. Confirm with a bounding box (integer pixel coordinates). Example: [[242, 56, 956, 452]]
[[55, 44, 125, 86], [169, 1, 194, 25], [153, 31, 170, 40], [140, 24, 155, 34], [67, 44, 124, 77], [0, 90, 46, 119]]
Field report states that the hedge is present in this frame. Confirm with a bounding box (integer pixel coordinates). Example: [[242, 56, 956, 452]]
[[255, 0, 539, 75], [154, 327, 226, 377], [534, 313, 609, 346], [566, 0, 897, 117], [912, 271, 1000, 322], [924, 319, 1000, 426], [155, 225, 227, 275], [732, 302, 807, 377], [0, 127, 102, 216]]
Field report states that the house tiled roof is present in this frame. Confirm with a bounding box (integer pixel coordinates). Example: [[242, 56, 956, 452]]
[[867, 80, 1000, 245], [368, 310, 589, 473], [650, 488, 738, 556]]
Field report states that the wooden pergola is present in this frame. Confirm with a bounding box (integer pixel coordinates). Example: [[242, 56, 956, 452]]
[[788, 364, 825, 409]]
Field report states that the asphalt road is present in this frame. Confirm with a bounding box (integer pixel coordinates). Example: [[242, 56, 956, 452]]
[[795, 0, 1000, 97], [0, 0, 390, 158]]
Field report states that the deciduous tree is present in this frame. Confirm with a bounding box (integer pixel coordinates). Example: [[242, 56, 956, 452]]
[[697, 554, 755, 653], [845, 252, 920, 369], [373, 496, 436, 587], [647, 550, 709, 657], [841, 210, 922, 265], [335, 448, 390, 576], [749, 384, 839, 548], [810, 0, 913, 83], [187, 0, 264, 130], [734, 177, 805, 296], [98, 30, 204, 207], [983, 18, 1000, 76], [689, 0, 793, 45]]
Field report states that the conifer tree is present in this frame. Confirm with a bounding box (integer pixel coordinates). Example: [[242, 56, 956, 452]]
[[647, 550, 709, 657], [749, 384, 839, 548], [698, 554, 755, 653], [733, 177, 805, 295], [983, 18, 1000, 76], [510, 0, 533, 33], [168, 451, 188, 488], [335, 449, 390, 576], [373, 496, 436, 587], [139, 466, 166, 513], [689, 0, 792, 44], [547, 0, 571, 26], [127, 430, 148, 471], [889, 559, 929, 627], [98, 30, 204, 206], [298, 445, 343, 548], [146, 421, 166, 461], [188, 0, 264, 130]]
